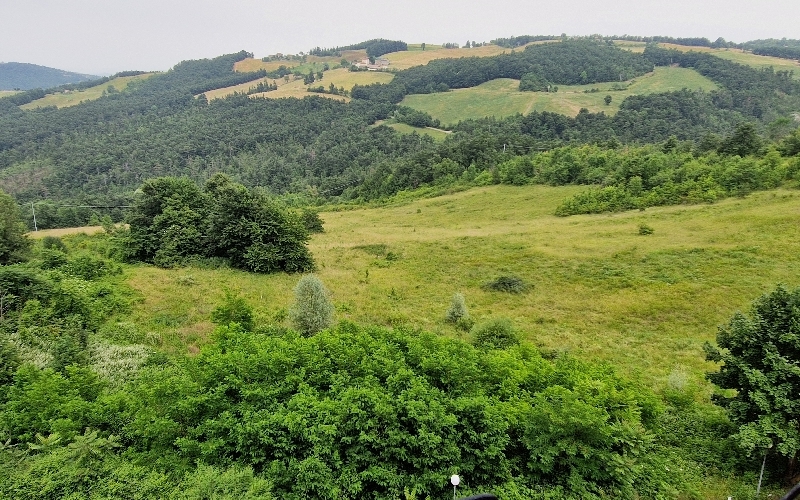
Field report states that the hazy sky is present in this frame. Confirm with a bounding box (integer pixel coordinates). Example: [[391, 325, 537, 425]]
[[1, 0, 799, 75]]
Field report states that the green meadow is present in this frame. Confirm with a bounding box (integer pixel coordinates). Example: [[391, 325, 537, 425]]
[[400, 66, 718, 125], [0, 90, 20, 98], [101, 184, 800, 392], [383, 121, 451, 140], [20, 73, 155, 109], [657, 43, 800, 79]]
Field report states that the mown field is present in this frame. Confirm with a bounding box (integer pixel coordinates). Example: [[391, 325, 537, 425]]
[[384, 121, 451, 140], [400, 66, 718, 125], [0, 90, 20, 98], [233, 58, 301, 73], [658, 43, 800, 79], [20, 73, 155, 109], [385, 41, 551, 70], [108, 184, 800, 392]]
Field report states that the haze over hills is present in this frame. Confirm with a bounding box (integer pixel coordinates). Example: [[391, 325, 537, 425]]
[[0, 62, 101, 90]]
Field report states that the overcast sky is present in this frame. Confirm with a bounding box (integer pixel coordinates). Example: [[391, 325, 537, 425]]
[[1, 0, 799, 75]]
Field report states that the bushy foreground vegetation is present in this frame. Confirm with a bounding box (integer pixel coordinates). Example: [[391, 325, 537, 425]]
[[0, 316, 718, 499]]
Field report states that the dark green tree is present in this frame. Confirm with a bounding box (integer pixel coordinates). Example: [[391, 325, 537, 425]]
[[704, 285, 800, 476], [719, 122, 764, 157], [604, 94, 612, 105], [0, 190, 31, 264]]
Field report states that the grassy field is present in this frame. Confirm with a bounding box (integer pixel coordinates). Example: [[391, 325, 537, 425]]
[[378, 121, 451, 140], [0, 90, 20, 98], [658, 43, 800, 79], [27, 226, 105, 238], [400, 66, 718, 125], [117, 184, 800, 392], [233, 58, 301, 73], [253, 67, 394, 101], [385, 42, 553, 70], [20, 73, 155, 109], [612, 40, 647, 53], [201, 74, 300, 100]]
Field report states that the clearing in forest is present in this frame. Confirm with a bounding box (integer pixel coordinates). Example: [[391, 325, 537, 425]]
[[20, 73, 155, 109], [400, 66, 718, 125], [385, 41, 555, 70]]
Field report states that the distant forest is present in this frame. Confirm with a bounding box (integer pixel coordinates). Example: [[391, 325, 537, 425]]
[[1, 38, 799, 228]]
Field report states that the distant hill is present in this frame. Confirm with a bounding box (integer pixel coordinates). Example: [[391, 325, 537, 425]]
[[0, 62, 100, 90]]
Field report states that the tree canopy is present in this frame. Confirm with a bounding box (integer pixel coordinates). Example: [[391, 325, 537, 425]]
[[118, 174, 314, 273], [704, 285, 800, 467]]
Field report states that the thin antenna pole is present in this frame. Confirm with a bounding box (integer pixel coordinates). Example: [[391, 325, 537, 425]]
[[31, 203, 37, 231]]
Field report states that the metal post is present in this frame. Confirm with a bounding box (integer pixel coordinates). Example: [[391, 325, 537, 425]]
[[757, 450, 768, 497], [31, 203, 37, 231]]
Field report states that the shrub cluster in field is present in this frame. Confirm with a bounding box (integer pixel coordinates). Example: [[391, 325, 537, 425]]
[[115, 174, 315, 273]]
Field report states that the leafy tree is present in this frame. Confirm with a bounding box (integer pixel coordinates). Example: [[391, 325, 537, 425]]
[[604, 94, 612, 105], [0, 189, 31, 264], [704, 285, 800, 474], [471, 318, 519, 350], [119, 174, 313, 273], [289, 274, 333, 336]]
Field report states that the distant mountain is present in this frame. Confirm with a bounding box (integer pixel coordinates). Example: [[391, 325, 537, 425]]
[[0, 62, 100, 90]]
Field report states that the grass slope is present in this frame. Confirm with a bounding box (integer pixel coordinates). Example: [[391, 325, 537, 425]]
[[121, 185, 800, 391], [400, 66, 718, 125], [0, 90, 20, 98], [20, 73, 155, 109], [208, 68, 394, 101], [384, 122, 450, 140], [385, 42, 553, 70], [658, 43, 800, 79]]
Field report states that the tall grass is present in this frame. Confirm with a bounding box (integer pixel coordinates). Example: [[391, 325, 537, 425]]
[[121, 184, 800, 391]]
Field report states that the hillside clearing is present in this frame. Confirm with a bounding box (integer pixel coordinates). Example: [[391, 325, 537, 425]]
[[254, 67, 394, 101], [123, 185, 800, 391], [658, 43, 800, 78], [400, 66, 718, 125], [385, 41, 553, 70], [20, 73, 155, 109]]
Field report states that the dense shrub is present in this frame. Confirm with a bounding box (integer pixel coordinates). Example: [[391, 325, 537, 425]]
[[289, 275, 334, 336], [470, 318, 520, 350], [482, 275, 531, 294], [211, 290, 255, 332]]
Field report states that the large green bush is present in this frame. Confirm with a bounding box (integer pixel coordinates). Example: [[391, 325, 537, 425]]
[[117, 174, 314, 273]]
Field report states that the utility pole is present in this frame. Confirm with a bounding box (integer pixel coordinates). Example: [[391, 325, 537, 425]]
[[31, 203, 37, 231]]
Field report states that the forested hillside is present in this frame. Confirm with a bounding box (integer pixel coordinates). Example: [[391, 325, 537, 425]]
[[0, 38, 798, 227]]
